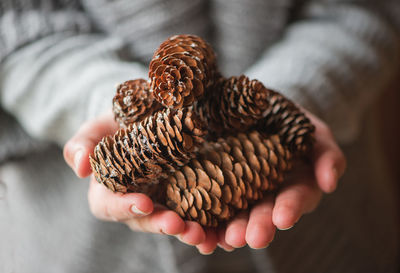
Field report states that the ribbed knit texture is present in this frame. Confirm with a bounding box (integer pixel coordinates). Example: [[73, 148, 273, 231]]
[[0, 0, 399, 272]]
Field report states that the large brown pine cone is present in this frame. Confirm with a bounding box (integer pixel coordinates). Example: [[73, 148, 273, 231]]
[[164, 131, 292, 227], [194, 75, 270, 135], [149, 34, 219, 108], [89, 107, 207, 193], [257, 90, 315, 155], [113, 79, 162, 127], [194, 75, 315, 155]]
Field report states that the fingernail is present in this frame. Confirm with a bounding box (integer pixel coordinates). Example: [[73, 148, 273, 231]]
[[279, 225, 293, 231], [177, 234, 185, 243], [130, 204, 148, 216], [198, 248, 214, 255], [176, 234, 186, 243], [177, 235, 195, 246], [217, 243, 234, 252], [250, 245, 269, 250], [74, 149, 83, 169]]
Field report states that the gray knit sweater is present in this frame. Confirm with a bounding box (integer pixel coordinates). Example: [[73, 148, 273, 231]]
[[0, 1, 399, 273], [1, 0, 399, 150]]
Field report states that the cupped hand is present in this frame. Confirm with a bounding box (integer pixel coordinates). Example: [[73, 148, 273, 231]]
[[63, 111, 206, 247]]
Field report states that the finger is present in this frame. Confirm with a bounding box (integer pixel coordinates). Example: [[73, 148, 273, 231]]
[[309, 115, 346, 193], [176, 221, 206, 246], [88, 178, 153, 221], [225, 211, 249, 248], [125, 206, 185, 235], [196, 228, 218, 255], [272, 177, 322, 230], [217, 227, 234, 252], [63, 111, 118, 178], [246, 196, 276, 249]]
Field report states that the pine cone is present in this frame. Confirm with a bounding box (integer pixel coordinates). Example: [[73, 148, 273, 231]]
[[113, 79, 163, 127], [164, 131, 292, 227], [194, 75, 315, 155], [89, 107, 207, 193], [257, 90, 315, 155], [149, 34, 219, 108], [194, 75, 270, 135]]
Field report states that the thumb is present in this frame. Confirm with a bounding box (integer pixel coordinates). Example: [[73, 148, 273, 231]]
[[63, 111, 119, 178]]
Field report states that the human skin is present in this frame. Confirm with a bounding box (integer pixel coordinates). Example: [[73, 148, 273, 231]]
[[64, 109, 346, 254]]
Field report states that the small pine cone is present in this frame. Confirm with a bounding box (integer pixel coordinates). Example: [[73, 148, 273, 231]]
[[149, 34, 219, 108], [90, 107, 207, 193], [164, 131, 292, 227], [113, 79, 163, 127], [258, 90, 315, 155], [194, 75, 270, 135]]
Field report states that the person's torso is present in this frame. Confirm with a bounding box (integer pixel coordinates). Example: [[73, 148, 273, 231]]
[[81, 0, 295, 75]]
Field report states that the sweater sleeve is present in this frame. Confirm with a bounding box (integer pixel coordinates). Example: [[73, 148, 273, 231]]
[[246, 0, 400, 143], [0, 1, 148, 146]]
